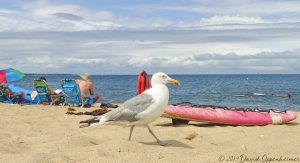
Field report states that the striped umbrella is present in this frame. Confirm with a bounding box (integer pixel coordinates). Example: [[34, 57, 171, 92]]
[[0, 68, 25, 83]]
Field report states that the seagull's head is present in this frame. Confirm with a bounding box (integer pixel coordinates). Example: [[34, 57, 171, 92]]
[[151, 72, 180, 86]]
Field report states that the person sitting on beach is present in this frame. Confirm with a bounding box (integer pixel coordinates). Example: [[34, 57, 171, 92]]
[[0, 84, 26, 103], [38, 76, 65, 105], [39, 76, 57, 95], [76, 73, 100, 104]]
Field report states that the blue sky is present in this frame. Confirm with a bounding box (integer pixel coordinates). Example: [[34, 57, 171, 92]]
[[0, 0, 300, 74]]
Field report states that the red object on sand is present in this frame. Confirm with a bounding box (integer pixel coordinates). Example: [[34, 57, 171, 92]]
[[137, 70, 150, 95]]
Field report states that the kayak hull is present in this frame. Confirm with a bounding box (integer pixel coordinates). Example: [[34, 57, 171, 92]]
[[163, 105, 297, 125]]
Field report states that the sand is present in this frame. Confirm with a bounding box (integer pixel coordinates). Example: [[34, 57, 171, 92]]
[[0, 103, 299, 163]]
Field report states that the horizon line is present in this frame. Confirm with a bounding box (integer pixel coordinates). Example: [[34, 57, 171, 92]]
[[24, 73, 300, 75]]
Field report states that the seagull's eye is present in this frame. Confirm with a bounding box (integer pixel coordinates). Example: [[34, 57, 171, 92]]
[[162, 75, 167, 79]]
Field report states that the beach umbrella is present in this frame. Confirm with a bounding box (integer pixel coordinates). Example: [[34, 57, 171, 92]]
[[0, 68, 25, 83]]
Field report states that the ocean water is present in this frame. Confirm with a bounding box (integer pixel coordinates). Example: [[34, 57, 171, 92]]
[[11, 74, 300, 111]]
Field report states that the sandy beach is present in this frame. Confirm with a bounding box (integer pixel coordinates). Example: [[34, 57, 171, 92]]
[[0, 103, 299, 163]]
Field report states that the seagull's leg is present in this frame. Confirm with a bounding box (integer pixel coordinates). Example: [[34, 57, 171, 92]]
[[147, 125, 165, 146], [129, 125, 135, 141]]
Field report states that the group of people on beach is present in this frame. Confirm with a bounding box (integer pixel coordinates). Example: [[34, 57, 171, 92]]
[[0, 73, 100, 106], [41, 73, 100, 103]]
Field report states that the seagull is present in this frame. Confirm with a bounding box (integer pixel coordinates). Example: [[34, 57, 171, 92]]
[[80, 72, 180, 145]]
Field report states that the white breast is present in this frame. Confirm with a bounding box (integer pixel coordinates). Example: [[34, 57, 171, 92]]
[[133, 85, 169, 126]]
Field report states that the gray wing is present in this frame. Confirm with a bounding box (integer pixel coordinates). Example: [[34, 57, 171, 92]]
[[100, 93, 154, 122]]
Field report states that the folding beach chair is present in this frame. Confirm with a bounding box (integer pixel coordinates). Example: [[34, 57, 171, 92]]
[[61, 79, 90, 107], [0, 84, 24, 104], [34, 79, 64, 105]]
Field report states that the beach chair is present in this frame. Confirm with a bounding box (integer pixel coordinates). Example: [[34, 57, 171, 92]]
[[0, 84, 24, 104], [61, 79, 90, 107], [34, 79, 64, 105]]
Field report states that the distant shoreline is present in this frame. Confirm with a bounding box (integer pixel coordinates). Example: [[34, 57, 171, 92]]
[[24, 73, 300, 76]]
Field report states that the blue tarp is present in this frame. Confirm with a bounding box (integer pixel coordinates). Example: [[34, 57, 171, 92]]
[[8, 84, 39, 104]]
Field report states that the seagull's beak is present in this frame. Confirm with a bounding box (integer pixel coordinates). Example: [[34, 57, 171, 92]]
[[168, 78, 180, 86]]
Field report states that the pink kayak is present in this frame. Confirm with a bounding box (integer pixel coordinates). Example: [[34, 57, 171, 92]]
[[163, 104, 297, 125]]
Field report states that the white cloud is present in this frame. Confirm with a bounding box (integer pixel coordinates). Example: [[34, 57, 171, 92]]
[[0, 8, 20, 14], [198, 15, 266, 25], [0, 10, 298, 32], [0, 0, 119, 32], [52, 12, 83, 21], [0, 1, 300, 74], [1, 0, 300, 32], [26, 56, 52, 64], [64, 58, 105, 64], [21, 0, 113, 21], [125, 49, 300, 74], [23, 4, 80, 18], [122, 1, 300, 30], [131, 1, 300, 16]]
